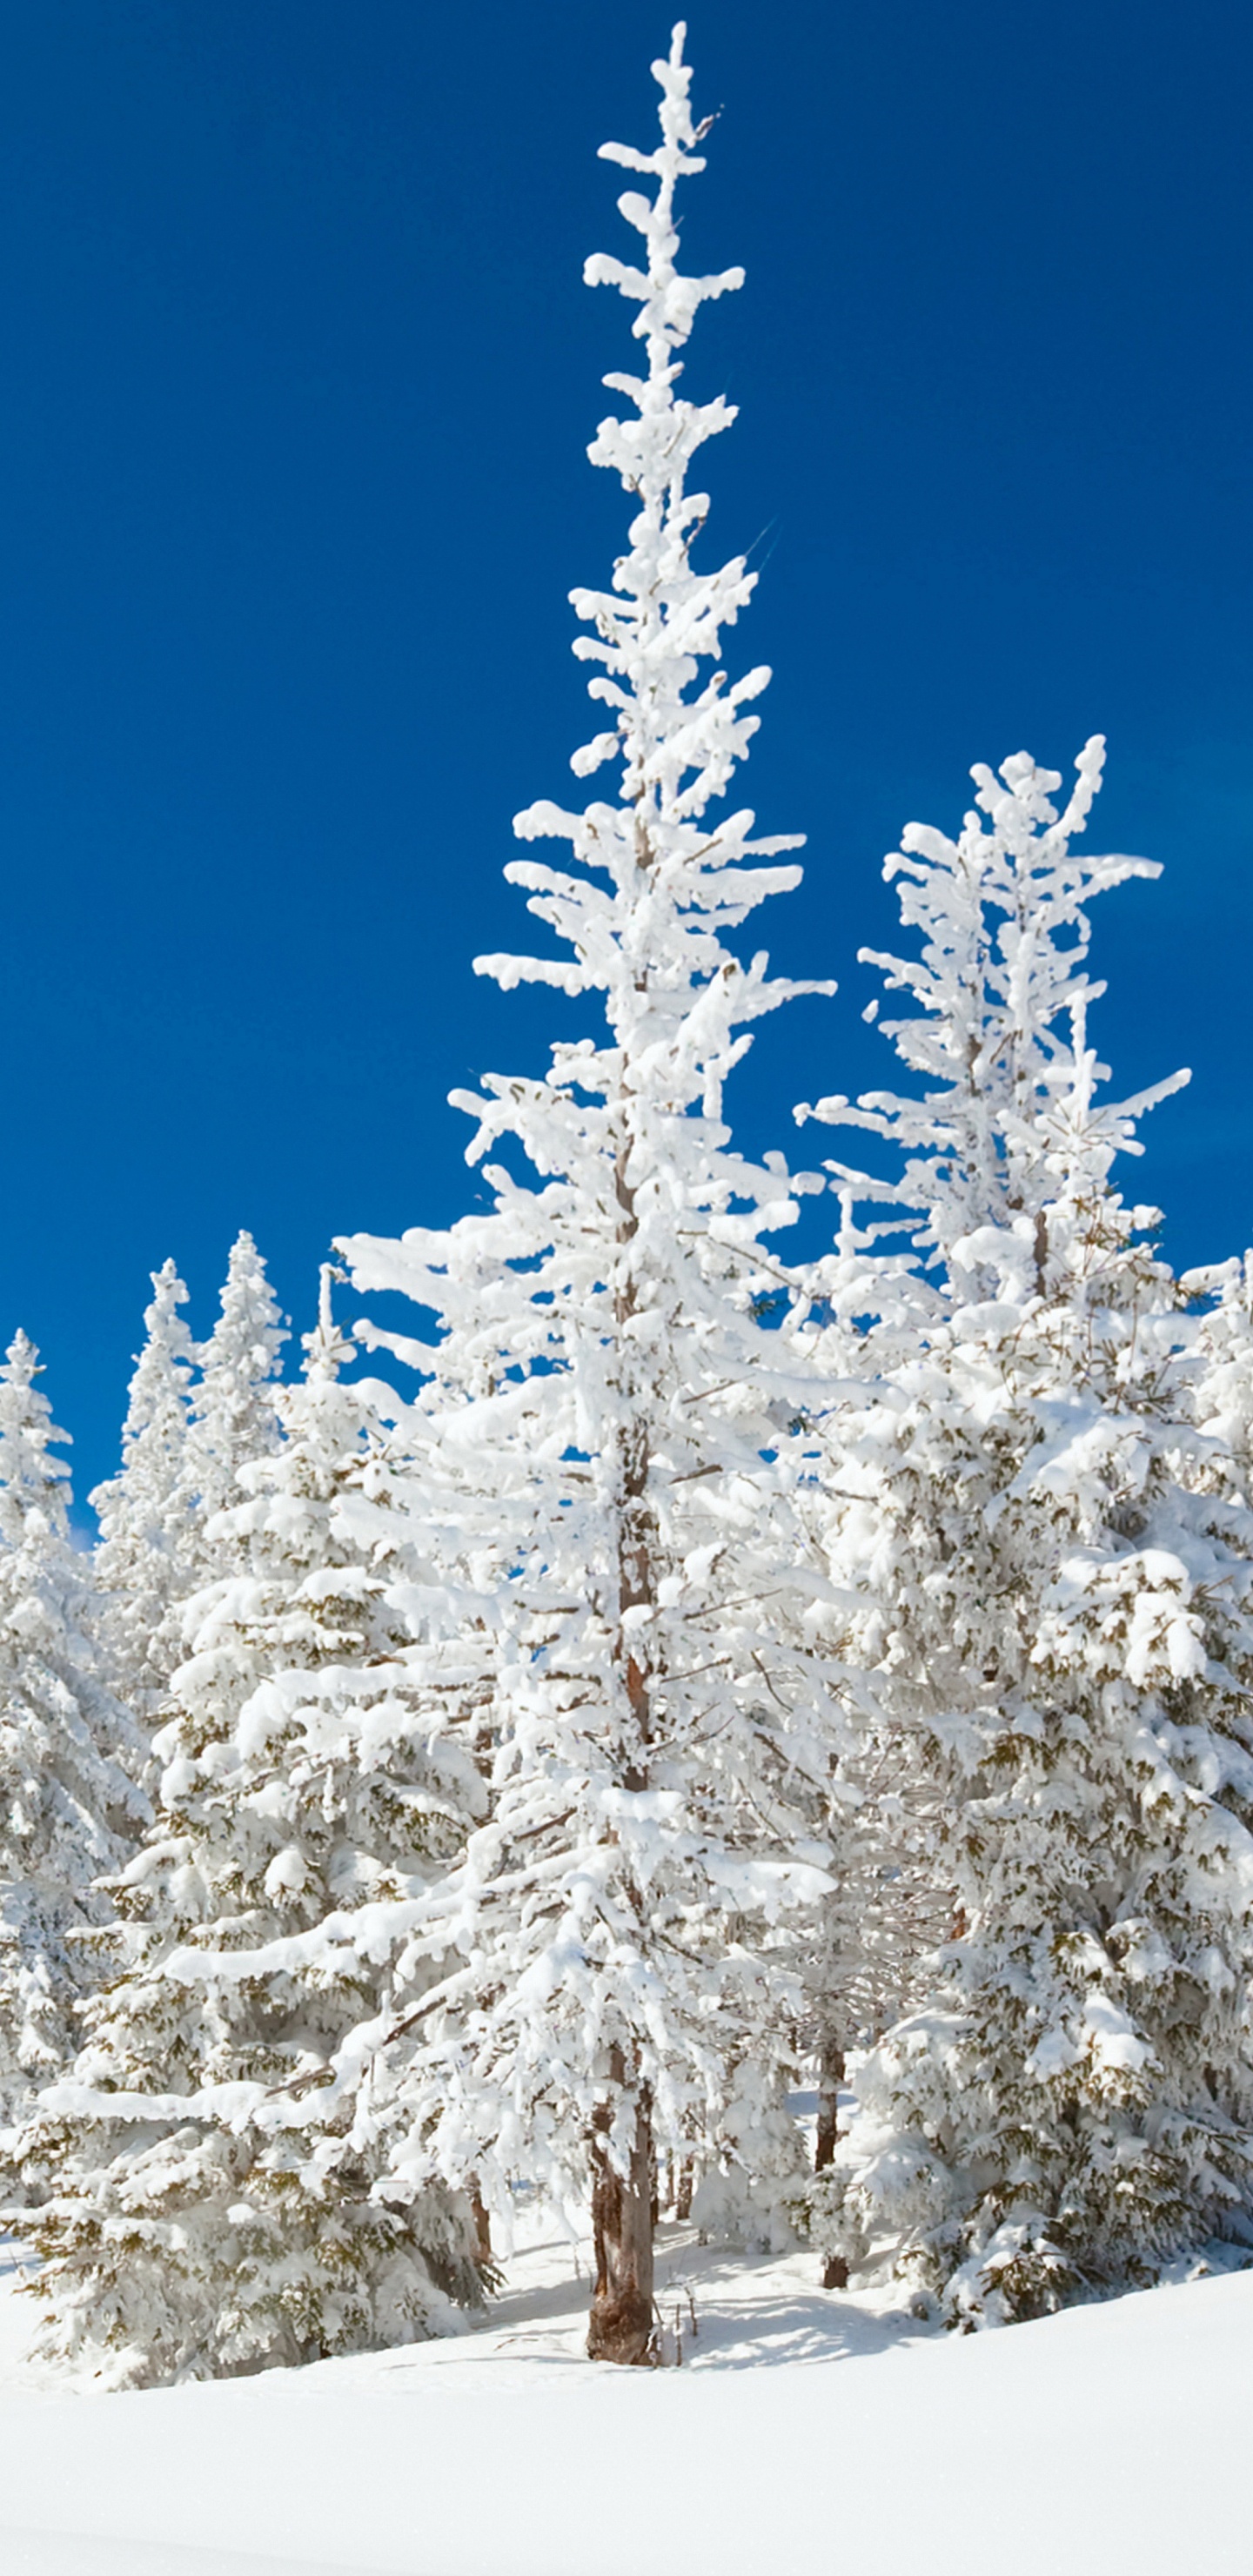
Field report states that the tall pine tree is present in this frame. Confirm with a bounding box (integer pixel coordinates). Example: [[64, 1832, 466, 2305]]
[[177, 23, 842, 2368]]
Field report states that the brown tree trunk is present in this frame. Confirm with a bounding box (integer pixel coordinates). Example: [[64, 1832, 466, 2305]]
[[469, 2180, 493, 2270], [814, 2040, 844, 2174], [584, 1111, 660, 2365], [674, 2157, 694, 2222], [587, 2053, 656, 2365], [815, 2038, 848, 2291]]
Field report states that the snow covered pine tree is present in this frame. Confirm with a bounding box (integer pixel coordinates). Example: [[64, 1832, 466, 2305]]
[[802, 742, 1253, 2322], [19, 1271, 484, 2384], [91, 1237, 284, 1727], [90, 1259, 198, 1725], [184, 1231, 287, 1571], [180, 23, 843, 2368], [1183, 1251, 1253, 1499], [0, 1332, 146, 2149]]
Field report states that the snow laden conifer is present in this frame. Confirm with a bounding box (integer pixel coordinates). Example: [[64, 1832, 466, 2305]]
[[783, 1200, 950, 2250], [1181, 1251, 1253, 1496], [20, 1271, 484, 2387], [793, 745, 1191, 2186], [0, 1333, 146, 2142], [806, 738, 1189, 1285], [803, 745, 1253, 2323], [190, 23, 841, 2369], [90, 1260, 198, 1722], [184, 1231, 286, 1565]]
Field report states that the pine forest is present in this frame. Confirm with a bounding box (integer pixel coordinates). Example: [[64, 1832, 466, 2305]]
[[3, 23, 1252, 2403]]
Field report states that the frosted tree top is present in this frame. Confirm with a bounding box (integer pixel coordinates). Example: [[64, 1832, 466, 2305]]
[[462, 20, 830, 1137], [559, 19, 779, 823], [801, 739, 1189, 1258]]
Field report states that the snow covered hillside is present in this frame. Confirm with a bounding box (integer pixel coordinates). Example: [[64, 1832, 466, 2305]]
[[0, 2225, 1247, 2576]]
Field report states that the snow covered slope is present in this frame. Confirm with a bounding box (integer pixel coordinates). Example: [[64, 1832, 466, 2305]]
[[0, 2225, 1246, 2575]]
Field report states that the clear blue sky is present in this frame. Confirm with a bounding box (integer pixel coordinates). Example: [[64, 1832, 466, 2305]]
[[1, 0, 1250, 1506]]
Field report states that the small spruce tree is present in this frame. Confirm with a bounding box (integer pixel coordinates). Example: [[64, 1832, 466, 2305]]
[[90, 1259, 198, 1722], [1183, 1251, 1253, 1496], [184, 1231, 286, 1565], [20, 1271, 484, 2385], [0, 1332, 146, 2140]]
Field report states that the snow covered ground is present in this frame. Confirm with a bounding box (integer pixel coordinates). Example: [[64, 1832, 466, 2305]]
[[0, 2216, 1247, 2575]]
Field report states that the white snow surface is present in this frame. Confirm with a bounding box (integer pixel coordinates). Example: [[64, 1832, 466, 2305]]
[[0, 2216, 1247, 2575]]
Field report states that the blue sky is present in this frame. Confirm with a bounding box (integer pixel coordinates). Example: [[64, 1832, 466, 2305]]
[[1, 0, 1250, 1506]]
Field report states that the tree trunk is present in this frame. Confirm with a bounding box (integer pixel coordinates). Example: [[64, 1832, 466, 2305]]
[[815, 2038, 848, 2291], [585, 1117, 660, 2365], [814, 2039, 844, 2173], [587, 2053, 656, 2365], [469, 2180, 493, 2271]]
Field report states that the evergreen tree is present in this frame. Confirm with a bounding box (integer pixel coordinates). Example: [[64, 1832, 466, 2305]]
[[19, 1272, 485, 2386], [1183, 1251, 1253, 1495], [803, 736, 1188, 1286], [804, 746, 1253, 2323], [785, 1204, 949, 2258], [184, 23, 841, 2368], [184, 1231, 286, 1562], [0, 1332, 146, 2139], [90, 1260, 197, 1721]]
